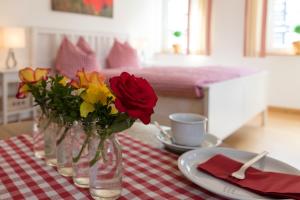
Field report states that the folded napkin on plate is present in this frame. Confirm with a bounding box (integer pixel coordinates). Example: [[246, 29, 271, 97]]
[[197, 154, 300, 200]]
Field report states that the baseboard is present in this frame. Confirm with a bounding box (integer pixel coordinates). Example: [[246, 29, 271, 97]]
[[268, 106, 300, 115]]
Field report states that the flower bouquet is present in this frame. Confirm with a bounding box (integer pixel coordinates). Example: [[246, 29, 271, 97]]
[[17, 68, 83, 170], [71, 70, 157, 199], [16, 68, 51, 158], [16, 67, 158, 200]]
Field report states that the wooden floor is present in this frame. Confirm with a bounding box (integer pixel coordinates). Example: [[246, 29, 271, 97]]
[[224, 110, 300, 168], [0, 120, 33, 139], [1, 109, 299, 168]]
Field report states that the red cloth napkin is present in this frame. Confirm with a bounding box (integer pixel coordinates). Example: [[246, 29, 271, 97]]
[[197, 154, 300, 199]]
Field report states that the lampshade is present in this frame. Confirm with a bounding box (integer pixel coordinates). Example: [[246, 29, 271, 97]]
[[0, 27, 26, 49]]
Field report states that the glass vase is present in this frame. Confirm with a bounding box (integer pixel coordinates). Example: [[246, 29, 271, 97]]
[[44, 117, 63, 167], [72, 122, 91, 188], [89, 133, 123, 200], [32, 114, 51, 158], [56, 123, 73, 177]]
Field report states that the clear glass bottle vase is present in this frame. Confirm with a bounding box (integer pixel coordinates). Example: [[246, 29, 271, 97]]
[[44, 117, 62, 167], [32, 114, 51, 158], [89, 133, 123, 200], [56, 123, 73, 177], [72, 122, 91, 188]]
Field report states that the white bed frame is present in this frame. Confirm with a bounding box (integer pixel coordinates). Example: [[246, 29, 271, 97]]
[[154, 72, 268, 140], [29, 27, 268, 140]]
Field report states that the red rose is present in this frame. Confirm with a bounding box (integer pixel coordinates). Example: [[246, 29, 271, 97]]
[[109, 72, 158, 124]]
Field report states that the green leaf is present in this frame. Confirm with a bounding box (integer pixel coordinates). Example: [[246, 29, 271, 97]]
[[295, 25, 300, 34], [173, 31, 182, 37], [109, 113, 135, 133]]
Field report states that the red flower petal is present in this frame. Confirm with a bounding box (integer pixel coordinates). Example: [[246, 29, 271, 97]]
[[16, 82, 28, 99], [109, 72, 157, 124]]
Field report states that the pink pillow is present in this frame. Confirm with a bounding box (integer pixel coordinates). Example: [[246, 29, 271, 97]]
[[106, 39, 141, 69], [55, 37, 99, 79], [77, 36, 93, 54]]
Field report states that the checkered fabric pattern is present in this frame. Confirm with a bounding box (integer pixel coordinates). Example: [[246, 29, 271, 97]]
[[0, 133, 223, 200]]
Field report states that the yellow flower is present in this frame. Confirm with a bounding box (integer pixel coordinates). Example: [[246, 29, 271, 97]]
[[98, 84, 115, 105], [80, 83, 117, 117], [59, 76, 70, 86], [74, 69, 118, 117], [110, 104, 118, 114], [81, 84, 102, 104], [80, 101, 95, 118]]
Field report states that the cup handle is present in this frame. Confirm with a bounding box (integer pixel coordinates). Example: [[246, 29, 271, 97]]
[[204, 117, 208, 134]]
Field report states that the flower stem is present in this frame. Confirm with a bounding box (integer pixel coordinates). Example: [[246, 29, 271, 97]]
[[40, 117, 52, 133], [73, 135, 89, 163], [89, 137, 106, 167], [55, 125, 63, 141], [56, 126, 70, 146]]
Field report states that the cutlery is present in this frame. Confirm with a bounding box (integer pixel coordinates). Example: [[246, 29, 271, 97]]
[[231, 151, 268, 180], [154, 121, 175, 143]]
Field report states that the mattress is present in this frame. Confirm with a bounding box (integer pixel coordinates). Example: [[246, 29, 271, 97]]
[[101, 66, 260, 98]]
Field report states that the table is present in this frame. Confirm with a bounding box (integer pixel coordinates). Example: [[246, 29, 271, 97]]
[[0, 122, 225, 200], [1, 121, 299, 199]]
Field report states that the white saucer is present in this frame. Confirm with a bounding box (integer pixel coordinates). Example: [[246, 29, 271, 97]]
[[156, 129, 222, 153]]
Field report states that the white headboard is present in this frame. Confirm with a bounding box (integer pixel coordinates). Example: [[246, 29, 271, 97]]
[[30, 27, 129, 69]]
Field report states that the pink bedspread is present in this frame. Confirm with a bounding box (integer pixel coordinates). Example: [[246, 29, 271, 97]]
[[102, 66, 260, 98]]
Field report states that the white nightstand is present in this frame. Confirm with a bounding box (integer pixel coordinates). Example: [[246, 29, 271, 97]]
[[0, 68, 34, 124]]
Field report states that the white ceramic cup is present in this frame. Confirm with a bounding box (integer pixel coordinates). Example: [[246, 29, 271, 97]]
[[169, 113, 208, 146]]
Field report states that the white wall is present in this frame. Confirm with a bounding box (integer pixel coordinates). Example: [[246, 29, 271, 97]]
[[210, 0, 300, 109], [152, 0, 300, 109], [0, 0, 162, 66]]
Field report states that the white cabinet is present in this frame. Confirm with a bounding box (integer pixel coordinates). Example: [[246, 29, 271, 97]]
[[0, 69, 34, 124]]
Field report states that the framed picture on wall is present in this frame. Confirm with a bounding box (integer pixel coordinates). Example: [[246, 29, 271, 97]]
[[51, 0, 113, 18]]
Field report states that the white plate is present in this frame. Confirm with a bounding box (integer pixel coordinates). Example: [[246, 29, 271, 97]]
[[156, 129, 222, 153], [178, 147, 300, 200]]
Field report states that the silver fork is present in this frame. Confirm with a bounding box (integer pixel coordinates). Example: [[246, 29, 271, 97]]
[[231, 151, 269, 180]]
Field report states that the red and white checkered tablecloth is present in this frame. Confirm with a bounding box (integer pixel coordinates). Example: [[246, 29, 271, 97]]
[[0, 133, 223, 200]]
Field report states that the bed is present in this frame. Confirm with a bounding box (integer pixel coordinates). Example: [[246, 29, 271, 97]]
[[29, 27, 268, 140]]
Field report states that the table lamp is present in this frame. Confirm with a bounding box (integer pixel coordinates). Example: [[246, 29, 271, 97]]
[[0, 27, 26, 69]]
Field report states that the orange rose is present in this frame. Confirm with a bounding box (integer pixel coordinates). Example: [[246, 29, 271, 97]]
[[16, 67, 50, 99], [71, 69, 105, 89]]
